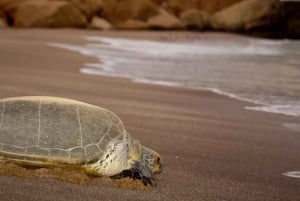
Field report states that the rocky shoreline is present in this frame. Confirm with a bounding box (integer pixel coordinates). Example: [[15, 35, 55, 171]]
[[0, 0, 299, 38]]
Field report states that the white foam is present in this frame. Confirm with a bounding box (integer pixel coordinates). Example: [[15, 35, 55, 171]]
[[49, 43, 93, 56], [245, 105, 300, 117], [132, 78, 181, 87], [196, 87, 265, 105], [84, 36, 283, 56], [282, 171, 300, 178], [163, 85, 300, 117], [84, 63, 114, 72], [283, 123, 300, 132], [80, 67, 132, 79], [48, 36, 299, 117], [109, 77, 300, 117]]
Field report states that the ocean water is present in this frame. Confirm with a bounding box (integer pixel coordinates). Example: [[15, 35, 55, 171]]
[[49, 35, 300, 117]]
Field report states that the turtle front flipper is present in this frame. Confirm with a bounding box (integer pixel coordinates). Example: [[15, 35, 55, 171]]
[[111, 161, 156, 186]]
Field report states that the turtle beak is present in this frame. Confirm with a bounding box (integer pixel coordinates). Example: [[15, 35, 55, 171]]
[[140, 146, 163, 174], [153, 155, 163, 174], [158, 157, 164, 173]]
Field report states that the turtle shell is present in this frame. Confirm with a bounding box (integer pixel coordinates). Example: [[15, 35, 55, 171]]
[[0, 96, 127, 166]]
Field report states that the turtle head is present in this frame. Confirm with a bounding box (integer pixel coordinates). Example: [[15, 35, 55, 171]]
[[140, 146, 162, 174], [119, 133, 162, 186], [128, 138, 162, 174]]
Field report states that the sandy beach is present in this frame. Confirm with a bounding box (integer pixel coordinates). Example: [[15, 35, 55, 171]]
[[0, 29, 299, 201]]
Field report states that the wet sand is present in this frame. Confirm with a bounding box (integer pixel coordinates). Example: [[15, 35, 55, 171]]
[[0, 29, 300, 201]]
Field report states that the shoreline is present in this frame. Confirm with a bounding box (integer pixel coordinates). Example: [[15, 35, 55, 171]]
[[0, 29, 299, 201], [47, 30, 300, 118]]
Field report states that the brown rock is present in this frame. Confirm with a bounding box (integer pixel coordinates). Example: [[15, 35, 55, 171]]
[[0, 12, 8, 28], [281, 1, 300, 38], [180, 9, 210, 30], [147, 9, 184, 29], [0, 0, 31, 26], [116, 19, 149, 30], [89, 16, 112, 30], [0, 0, 26, 13], [211, 0, 280, 31], [287, 18, 300, 36], [153, 0, 243, 16], [64, 0, 103, 20], [12, 0, 87, 28], [102, 0, 159, 24], [0, 0, 25, 22]]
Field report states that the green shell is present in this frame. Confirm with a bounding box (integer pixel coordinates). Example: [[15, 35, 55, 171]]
[[0, 96, 126, 165]]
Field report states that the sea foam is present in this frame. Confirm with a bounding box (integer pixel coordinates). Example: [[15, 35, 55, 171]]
[[48, 35, 300, 117]]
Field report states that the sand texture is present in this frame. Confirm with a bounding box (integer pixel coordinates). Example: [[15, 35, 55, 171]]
[[0, 29, 299, 201]]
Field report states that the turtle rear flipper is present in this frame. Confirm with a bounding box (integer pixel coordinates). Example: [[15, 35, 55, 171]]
[[111, 161, 156, 186]]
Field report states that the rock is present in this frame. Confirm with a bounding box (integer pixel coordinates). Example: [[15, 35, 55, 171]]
[[12, 0, 87, 28], [211, 0, 280, 31], [89, 16, 112, 30], [0, 0, 26, 13], [286, 18, 300, 37], [116, 19, 149, 30], [0, 12, 8, 28], [153, 0, 243, 16], [64, 0, 103, 20], [281, 1, 300, 38], [0, 0, 24, 18], [0, 19, 7, 28], [147, 9, 184, 29], [102, 0, 159, 24], [0, 0, 30, 26], [180, 9, 210, 30]]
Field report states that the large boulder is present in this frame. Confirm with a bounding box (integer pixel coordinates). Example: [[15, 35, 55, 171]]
[[89, 16, 112, 30], [0, 0, 102, 23], [102, 0, 159, 24], [0, 0, 26, 21], [147, 9, 184, 29], [152, 0, 243, 16], [12, 0, 87, 27], [281, 1, 300, 38], [211, 0, 280, 31], [287, 19, 300, 38], [180, 9, 210, 30], [0, 12, 8, 28], [0, 0, 26, 13], [64, 0, 103, 20], [116, 19, 149, 30]]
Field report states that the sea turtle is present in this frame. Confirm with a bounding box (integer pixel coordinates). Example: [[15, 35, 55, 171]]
[[0, 96, 162, 185]]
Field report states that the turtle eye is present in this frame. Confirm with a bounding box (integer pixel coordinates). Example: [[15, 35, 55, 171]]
[[156, 157, 160, 164]]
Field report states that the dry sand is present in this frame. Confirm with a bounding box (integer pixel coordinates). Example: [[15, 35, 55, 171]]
[[0, 29, 299, 201]]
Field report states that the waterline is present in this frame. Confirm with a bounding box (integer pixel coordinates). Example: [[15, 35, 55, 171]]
[[49, 35, 300, 117]]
